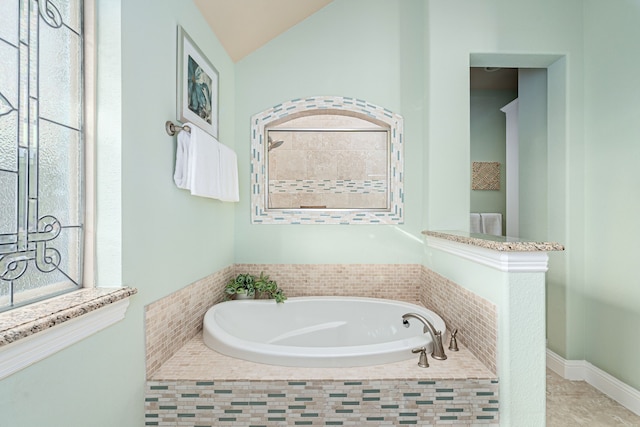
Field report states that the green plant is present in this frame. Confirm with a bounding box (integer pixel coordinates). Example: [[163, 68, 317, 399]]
[[254, 272, 287, 303], [224, 273, 256, 298], [224, 272, 287, 303]]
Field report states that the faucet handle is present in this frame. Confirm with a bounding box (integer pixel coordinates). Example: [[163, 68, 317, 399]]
[[449, 329, 459, 352], [411, 347, 429, 368]]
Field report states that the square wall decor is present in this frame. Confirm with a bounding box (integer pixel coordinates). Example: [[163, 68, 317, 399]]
[[472, 162, 501, 190]]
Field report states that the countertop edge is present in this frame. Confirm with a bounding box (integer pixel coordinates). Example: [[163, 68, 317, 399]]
[[423, 230, 565, 252]]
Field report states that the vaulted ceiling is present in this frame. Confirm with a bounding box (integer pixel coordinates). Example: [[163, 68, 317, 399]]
[[194, 1, 518, 90], [193, 0, 334, 62]]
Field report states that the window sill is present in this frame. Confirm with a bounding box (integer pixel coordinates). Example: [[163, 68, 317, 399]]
[[0, 287, 137, 380]]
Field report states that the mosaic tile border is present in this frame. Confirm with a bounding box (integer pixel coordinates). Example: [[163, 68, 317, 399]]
[[250, 96, 404, 225], [269, 179, 387, 194], [145, 378, 499, 426]]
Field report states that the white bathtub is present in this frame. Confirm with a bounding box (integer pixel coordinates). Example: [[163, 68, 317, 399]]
[[202, 296, 446, 368]]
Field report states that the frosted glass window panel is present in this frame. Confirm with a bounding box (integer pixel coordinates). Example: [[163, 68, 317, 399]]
[[0, 0, 19, 47], [11, 226, 82, 304], [0, 171, 18, 235], [0, 0, 84, 311], [39, 17, 82, 129], [0, 112, 18, 172], [0, 41, 19, 116], [38, 119, 82, 226], [13, 267, 79, 306], [41, 0, 82, 34], [0, 280, 10, 311]]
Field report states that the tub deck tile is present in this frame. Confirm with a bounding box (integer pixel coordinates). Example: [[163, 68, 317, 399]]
[[150, 334, 495, 382]]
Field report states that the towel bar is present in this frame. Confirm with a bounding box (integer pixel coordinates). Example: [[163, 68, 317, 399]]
[[165, 120, 191, 136]]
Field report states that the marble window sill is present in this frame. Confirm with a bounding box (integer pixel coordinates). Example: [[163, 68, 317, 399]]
[[0, 287, 137, 379]]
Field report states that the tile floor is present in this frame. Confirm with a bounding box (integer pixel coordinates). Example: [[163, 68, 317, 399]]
[[547, 369, 640, 426]]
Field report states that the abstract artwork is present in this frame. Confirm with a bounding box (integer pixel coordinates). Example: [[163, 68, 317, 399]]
[[177, 26, 218, 137]]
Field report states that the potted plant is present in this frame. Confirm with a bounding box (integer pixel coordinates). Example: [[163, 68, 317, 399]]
[[254, 272, 287, 303], [224, 273, 256, 300], [224, 272, 287, 303]]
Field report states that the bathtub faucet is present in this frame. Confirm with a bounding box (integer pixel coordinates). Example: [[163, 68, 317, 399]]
[[402, 313, 447, 361]]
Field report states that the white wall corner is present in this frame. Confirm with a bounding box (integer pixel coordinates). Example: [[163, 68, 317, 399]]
[[546, 349, 640, 416]]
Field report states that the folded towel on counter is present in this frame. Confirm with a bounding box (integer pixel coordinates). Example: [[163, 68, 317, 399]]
[[470, 213, 482, 234], [480, 213, 502, 236], [173, 123, 239, 202]]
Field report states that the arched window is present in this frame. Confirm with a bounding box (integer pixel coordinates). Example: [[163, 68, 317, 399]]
[[250, 96, 404, 225]]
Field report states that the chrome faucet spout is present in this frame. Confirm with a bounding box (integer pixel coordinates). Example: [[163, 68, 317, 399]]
[[402, 313, 447, 360]]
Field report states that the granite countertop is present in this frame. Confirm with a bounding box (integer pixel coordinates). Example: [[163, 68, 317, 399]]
[[0, 287, 137, 347], [423, 230, 565, 252]]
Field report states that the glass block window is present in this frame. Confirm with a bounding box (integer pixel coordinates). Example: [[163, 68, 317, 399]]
[[0, 0, 84, 311]]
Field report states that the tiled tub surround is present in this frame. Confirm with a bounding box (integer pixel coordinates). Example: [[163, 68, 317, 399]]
[[145, 264, 498, 425], [145, 264, 497, 378], [0, 287, 137, 346], [146, 335, 499, 426], [421, 268, 497, 375], [145, 264, 424, 378], [145, 265, 235, 378], [232, 263, 423, 303]]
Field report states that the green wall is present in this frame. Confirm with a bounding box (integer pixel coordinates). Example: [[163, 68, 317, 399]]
[[0, 0, 236, 426], [426, 0, 583, 367], [234, 0, 427, 265], [583, 0, 640, 390], [517, 68, 548, 242]]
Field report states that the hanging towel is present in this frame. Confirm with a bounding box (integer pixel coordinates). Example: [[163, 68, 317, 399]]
[[173, 123, 240, 202], [187, 124, 221, 199], [173, 128, 191, 189], [480, 213, 502, 236], [217, 142, 240, 202], [470, 213, 482, 234]]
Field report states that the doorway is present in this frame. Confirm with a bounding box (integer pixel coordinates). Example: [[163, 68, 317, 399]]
[[469, 66, 548, 240]]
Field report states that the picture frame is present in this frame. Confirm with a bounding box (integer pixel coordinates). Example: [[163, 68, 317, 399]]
[[176, 25, 219, 138]]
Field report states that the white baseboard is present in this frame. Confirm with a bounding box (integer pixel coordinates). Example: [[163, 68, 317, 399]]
[[547, 349, 640, 416]]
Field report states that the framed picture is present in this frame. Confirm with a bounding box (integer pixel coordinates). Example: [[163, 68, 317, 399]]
[[176, 25, 219, 138]]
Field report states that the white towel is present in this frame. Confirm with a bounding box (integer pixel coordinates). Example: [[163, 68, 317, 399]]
[[173, 123, 239, 202], [173, 129, 190, 189], [470, 213, 482, 233], [217, 142, 240, 202], [480, 213, 502, 236], [188, 125, 221, 199]]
